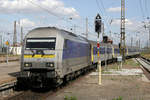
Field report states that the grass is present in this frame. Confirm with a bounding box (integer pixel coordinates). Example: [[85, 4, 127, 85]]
[[124, 59, 140, 67], [112, 96, 123, 100], [104, 63, 120, 70], [101, 58, 140, 74], [64, 95, 77, 100], [102, 71, 113, 74], [135, 84, 139, 89], [141, 51, 150, 59], [111, 77, 115, 80]]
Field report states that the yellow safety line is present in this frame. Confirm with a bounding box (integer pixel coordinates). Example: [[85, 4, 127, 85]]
[[24, 55, 32, 58], [127, 48, 128, 55], [24, 54, 55, 58], [91, 45, 94, 62], [112, 47, 115, 57], [97, 50, 99, 57]]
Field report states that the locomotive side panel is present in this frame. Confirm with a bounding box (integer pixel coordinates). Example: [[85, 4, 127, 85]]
[[62, 39, 91, 75]]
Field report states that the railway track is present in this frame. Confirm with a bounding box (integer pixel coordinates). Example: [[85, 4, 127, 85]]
[[136, 57, 150, 80], [0, 80, 17, 99], [0, 81, 16, 92], [1, 80, 61, 100], [2, 66, 95, 100], [2, 57, 139, 100]]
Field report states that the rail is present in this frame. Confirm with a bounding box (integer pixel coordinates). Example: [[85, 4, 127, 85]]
[[136, 57, 150, 73], [0, 80, 16, 97], [0, 81, 16, 92]]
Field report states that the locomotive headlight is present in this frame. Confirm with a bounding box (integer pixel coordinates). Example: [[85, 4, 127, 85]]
[[24, 63, 32, 67], [46, 62, 54, 67]]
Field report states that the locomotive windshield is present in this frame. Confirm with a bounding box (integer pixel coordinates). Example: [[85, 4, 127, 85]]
[[26, 38, 56, 50]]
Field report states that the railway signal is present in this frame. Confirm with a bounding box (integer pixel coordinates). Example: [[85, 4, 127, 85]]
[[95, 14, 102, 37], [95, 13, 102, 85]]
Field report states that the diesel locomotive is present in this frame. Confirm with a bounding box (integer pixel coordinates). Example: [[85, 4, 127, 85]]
[[17, 27, 140, 88]]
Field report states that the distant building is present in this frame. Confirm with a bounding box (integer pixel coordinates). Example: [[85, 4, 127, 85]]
[[9, 43, 22, 55]]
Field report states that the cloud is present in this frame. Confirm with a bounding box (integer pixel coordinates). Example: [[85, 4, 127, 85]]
[[110, 19, 147, 33], [0, 0, 80, 18], [19, 18, 35, 27], [110, 19, 147, 46], [107, 7, 121, 12], [111, 19, 133, 26]]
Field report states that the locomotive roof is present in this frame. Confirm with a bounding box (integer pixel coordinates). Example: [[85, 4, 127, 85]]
[[26, 27, 81, 37], [26, 27, 59, 38], [25, 27, 88, 42]]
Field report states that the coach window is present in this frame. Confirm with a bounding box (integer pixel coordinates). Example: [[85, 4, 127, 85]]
[[64, 39, 68, 49]]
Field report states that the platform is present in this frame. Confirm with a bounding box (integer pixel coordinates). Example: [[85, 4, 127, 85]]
[[0, 56, 19, 62], [90, 69, 143, 76], [46, 70, 150, 100], [46, 59, 150, 100], [0, 61, 20, 85]]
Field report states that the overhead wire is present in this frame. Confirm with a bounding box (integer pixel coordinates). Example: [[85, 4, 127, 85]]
[[95, 0, 111, 33], [26, 0, 65, 20], [26, 0, 110, 38], [144, 0, 149, 18], [26, 0, 88, 34], [138, 0, 150, 43], [98, 0, 111, 23], [95, 0, 104, 16], [76, 17, 96, 36], [27, 0, 86, 29], [26, 0, 73, 30], [139, 0, 146, 20]]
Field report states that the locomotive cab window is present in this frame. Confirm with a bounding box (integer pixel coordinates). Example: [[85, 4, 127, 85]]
[[26, 38, 56, 50]]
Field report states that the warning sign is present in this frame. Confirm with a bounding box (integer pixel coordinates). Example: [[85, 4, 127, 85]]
[[5, 41, 9, 46]]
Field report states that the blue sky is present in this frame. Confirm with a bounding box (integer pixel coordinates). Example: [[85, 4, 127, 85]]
[[0, 0, 150, 47]]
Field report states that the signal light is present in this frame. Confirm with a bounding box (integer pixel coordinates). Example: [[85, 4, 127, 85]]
[[95, 14, 102, 33], [95, 20, 101, 33], [97, 43, 100, 48]]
